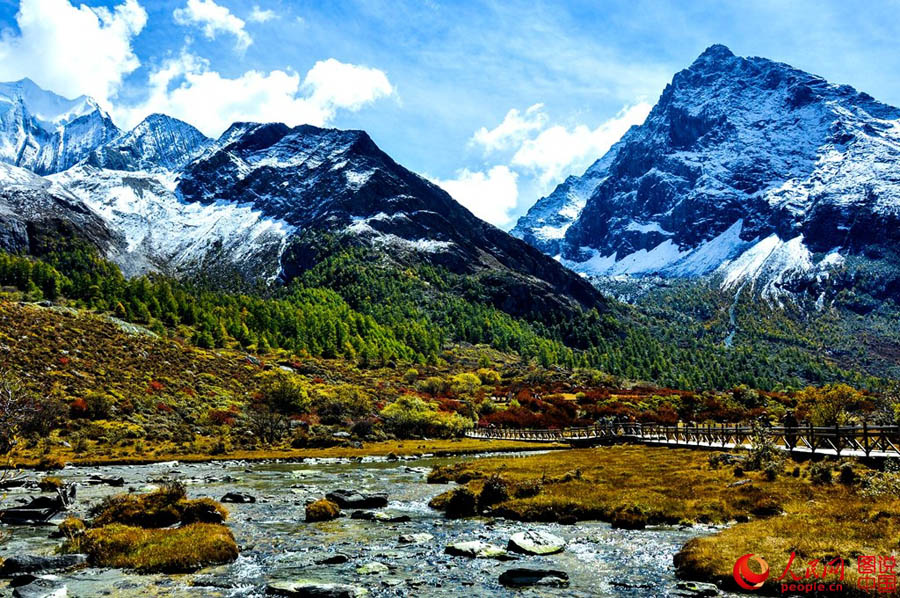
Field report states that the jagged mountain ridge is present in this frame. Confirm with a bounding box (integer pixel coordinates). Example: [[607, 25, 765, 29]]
[[84, 113, 211, 173], [0, 78, 120, 175], [0, 81, 607, 318], [514, 45, 900, 303]]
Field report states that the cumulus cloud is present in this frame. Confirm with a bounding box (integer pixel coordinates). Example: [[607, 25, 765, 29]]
[[471, 103, 547, 153], [116, 52, 394, 137], [0, 0, 146, 109], [173, 0, 252, 51], [511, 102, 652, 185], [431, 166, 519, 227], [248, 5, 276, 23]]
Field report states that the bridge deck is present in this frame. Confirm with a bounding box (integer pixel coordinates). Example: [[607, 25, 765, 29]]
[[467, 423, 900, 459]]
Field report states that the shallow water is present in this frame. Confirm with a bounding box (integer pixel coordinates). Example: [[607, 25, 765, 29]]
[[0, 452, 740, 597]]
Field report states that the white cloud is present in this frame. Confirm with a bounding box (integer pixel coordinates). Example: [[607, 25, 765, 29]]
[[511, 102, 651, 185], [0, 0, 146, 109], [431, 166, 519, 227], [471, 103, 547, 152], [116, 52, 394, 137], [173, 0, 252, 51], [248, 5, 276, 23]]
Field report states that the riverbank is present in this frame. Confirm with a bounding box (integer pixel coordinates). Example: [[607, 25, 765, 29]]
[[6, 438, 564, 469], [427, 445, 900, 596]]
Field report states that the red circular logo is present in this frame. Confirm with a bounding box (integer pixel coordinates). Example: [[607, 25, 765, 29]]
[[733, 553, 770, 590]]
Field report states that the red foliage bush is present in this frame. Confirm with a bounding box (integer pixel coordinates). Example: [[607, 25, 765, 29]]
[[148, 380, 164, 393], [208, 408, 236, 426], [156, 402, 174, 413], [70, 398, 89, 418]]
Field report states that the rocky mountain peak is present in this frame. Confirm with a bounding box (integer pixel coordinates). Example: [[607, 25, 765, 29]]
[[513, 46, 900, 303]]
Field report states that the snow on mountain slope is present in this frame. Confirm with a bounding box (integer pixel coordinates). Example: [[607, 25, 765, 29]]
[[0, 79, 120, 175], [517, 45, 900, 302], [0, 162, 117, 255], [50, 166, 292, 280]]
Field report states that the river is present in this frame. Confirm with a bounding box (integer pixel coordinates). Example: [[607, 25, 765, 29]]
[[0, 451, 739, 597]]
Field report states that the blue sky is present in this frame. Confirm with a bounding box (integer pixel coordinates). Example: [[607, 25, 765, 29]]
[[1, 0, 899, 228]]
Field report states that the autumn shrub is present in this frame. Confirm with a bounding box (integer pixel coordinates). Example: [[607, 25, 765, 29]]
[[379, 395, 473, 438], [809, 461, 833, 485]]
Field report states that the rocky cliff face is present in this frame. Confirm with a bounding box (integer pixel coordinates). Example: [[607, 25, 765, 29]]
[[514, 45, 900, 302]]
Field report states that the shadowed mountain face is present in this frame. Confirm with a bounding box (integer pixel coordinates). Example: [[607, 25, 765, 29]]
[[176, 122, 607, 315], [514, 45, 900, 302]]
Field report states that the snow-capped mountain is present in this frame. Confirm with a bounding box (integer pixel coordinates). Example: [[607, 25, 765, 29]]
[[0, 81, 605, 317], [514, 45, 900, 302], [0, 78, 120, 175], [83, 113, 211, 173]]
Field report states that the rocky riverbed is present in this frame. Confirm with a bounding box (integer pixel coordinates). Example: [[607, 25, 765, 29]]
[[0, 452, 740, 597]]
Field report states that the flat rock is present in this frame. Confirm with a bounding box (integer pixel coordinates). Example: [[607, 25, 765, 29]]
[[0, 555, 86, 577], [673, 581, 720, 597], [266, 581, 368, 597], [498, 568, 569, 588], [444, 541, 512, 560], [12, 578, 68, 598], [325, 490, 388, 509], [507, 530, 565, 555], [355, 562, 389, 575]]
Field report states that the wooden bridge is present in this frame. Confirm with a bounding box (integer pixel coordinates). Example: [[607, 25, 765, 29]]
[[466, 422, 900, 459]]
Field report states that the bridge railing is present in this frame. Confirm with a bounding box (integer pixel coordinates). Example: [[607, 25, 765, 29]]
[[467, 422, 900, 458]]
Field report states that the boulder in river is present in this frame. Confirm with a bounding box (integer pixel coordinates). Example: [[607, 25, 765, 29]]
[[445, 540, 511, 560], [266, 581, 368, 597], [325, 490, 388, 509], [221, 492, 257, 504], [498, 568, 569, 588], [507, 530, 566, 555], [398, 533, 433, 545], [0, 554, 87, 577]]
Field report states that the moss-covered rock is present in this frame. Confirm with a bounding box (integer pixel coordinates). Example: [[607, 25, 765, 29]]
[[305, 499, 341, 522], [73, 523, 238, 573]]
